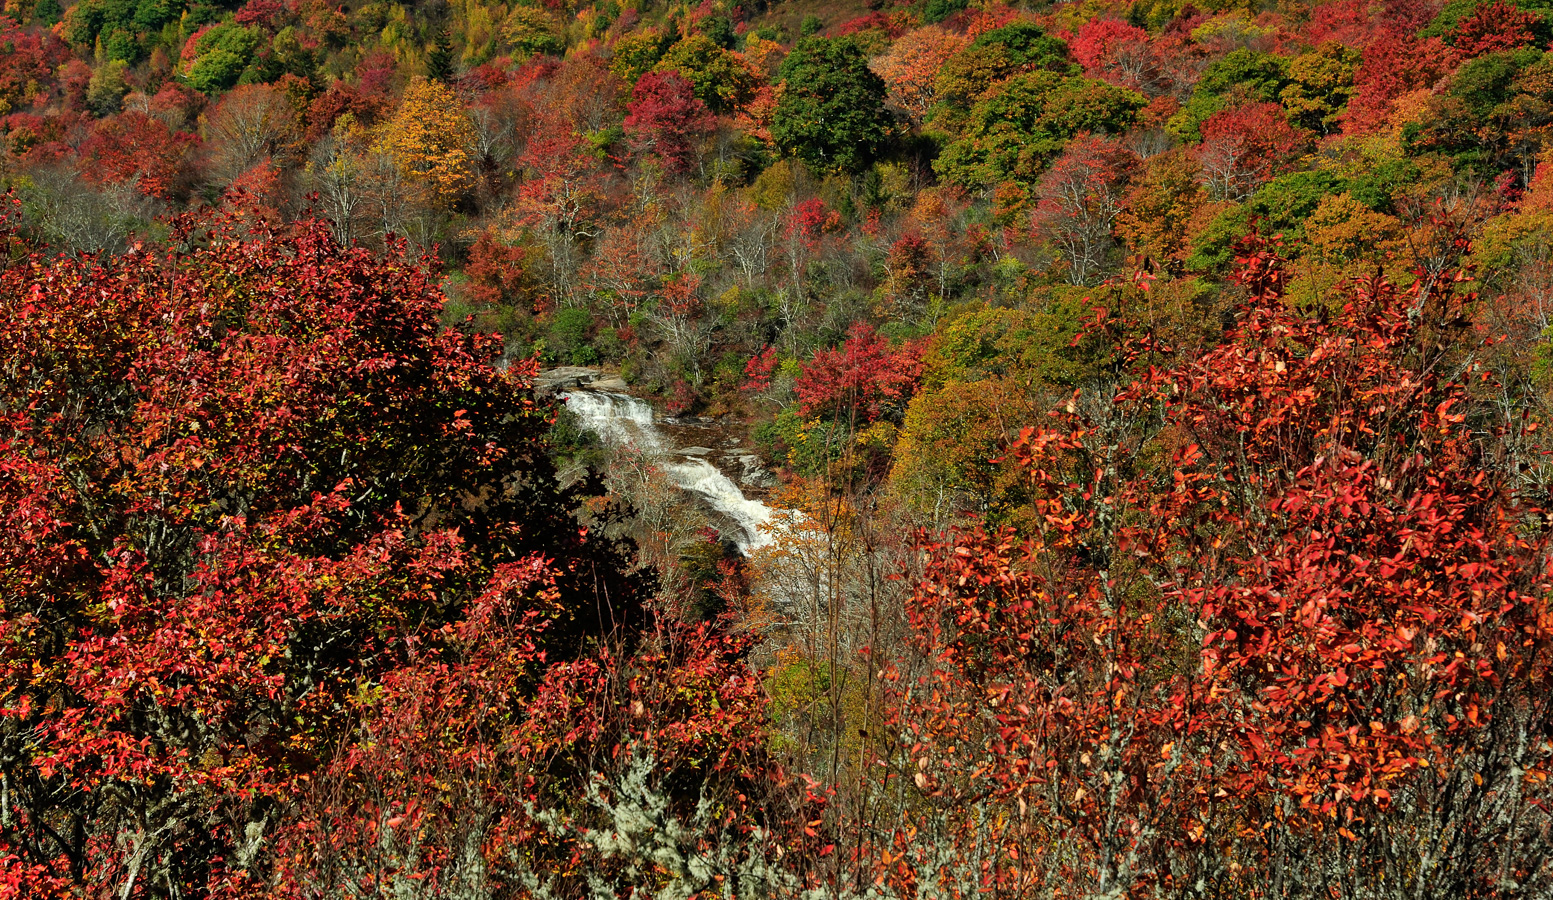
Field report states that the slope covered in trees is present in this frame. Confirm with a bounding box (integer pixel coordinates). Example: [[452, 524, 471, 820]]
[[3, 0, 1553, 895]]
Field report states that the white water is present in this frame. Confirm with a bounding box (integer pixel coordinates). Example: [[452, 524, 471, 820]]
[[662, 459, 777, 551], [562, 390, 777, 552], [561, 389, 665, 452]]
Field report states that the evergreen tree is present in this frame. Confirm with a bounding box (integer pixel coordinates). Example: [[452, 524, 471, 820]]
[[426, 25, 453, 81], [772, 36, 892, 174]]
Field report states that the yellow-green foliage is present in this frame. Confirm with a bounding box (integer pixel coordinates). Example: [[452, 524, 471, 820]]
[[654, 33, 758, 113], [454, 0, 506, 67], [747, 159, 798, 211], [610, 27, 673, 83], [1474, 208, 1553, 282], [1280, 41, 1361, 133], [890, 376, 1040, 518], [503, 5, 565, 60], [925, 297, 1105, 391], [1116, 151, 1206, 269], [1302, 192, 1404, 265]]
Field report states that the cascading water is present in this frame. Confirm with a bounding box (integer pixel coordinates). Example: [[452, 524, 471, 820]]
[[561, 389, 778, 552], [560, 390, 665, 452], [661, 459, 776, 550]]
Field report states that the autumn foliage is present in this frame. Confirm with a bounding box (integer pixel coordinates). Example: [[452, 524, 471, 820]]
[[1192, 102, 1310, 200], [872, 238, 1553, 897], [8, 0, 1553, 895], [794, 323, 922, 425], [0, 211, 796, 897], [623, 71, 712, 173]]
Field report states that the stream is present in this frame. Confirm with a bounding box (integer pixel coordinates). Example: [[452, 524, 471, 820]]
[[560, 388, 780, 553]]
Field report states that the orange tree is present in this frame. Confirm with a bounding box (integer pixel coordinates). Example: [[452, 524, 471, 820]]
[[372, 76, 478, 206], [866, 236, 1553, 898], [0, 211, 802, 897]]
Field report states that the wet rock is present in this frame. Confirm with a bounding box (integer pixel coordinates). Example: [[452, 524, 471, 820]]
[[561, 387, 781, 552], [728, 453, 777, 489]]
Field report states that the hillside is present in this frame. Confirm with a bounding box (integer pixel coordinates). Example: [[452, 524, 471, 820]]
[[2, 0, 1553, 896]]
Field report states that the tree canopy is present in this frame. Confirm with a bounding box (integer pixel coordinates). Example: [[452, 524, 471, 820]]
[[772, 35, 892, 174]]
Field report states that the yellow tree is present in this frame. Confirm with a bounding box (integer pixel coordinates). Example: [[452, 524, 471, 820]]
[[373, 77, 478, 206], [1285, 191, 1409, 310], [501, 5, 564, 61]]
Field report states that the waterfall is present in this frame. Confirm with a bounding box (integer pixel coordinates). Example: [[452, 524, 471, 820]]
[[560, 390, 665, 451], [561, 390, 778, 552], [662, 459, 777, 551]]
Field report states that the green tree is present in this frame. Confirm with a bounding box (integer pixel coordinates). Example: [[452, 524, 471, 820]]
[[969, 21, 1072, 69], [699, 14, 735, 49], [890, 376, 1038, 518], [654, 33, 758, 113], [1402, 46, 1545, 173], [1167, 48, 1291, 141], [85, 59, 129, 115], [610, 27, 673, 83], [426, 26, 454, 81], [1447, 45, 1543, 116], [1197, 47, 1292, 99], [185, 23, 260, 95], [1425, 0, 1553, 45], [33, 0, 61, 26], [892, 297, 1110, 519], [928, 22, 1073, 136], [772, 35, 892, 174], [1186, 170, 1346, 273], [503, 5, 564, 61], [935, 71, 1144, 191], [923, 0, 968, 23], [922, 305, 1083, 388]]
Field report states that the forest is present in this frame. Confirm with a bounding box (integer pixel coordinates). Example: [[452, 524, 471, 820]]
[[1, 0, 1553, 895]]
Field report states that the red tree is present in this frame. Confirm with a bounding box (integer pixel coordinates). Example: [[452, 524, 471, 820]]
[[0, 17, 66, 114], [1303, 0, 1385, 47], [305, 82, 385, 141], [795, 323, 922, 425], [233, 0, 287, 28], [1031, 133, 1136, 285], [77, 111, 197, 200], [1344, 34, 1457, 134], [220, 159, 285, 223], [512, 123, 610, 309], [1070, 19, 1159, 93], [1192, 102, 1309, 200], [1453, 0, 1541, 55], [0, 211, 798, 897], [623, 71, 712, 173], [872, 237, 1553, 897], [786, 197, 842, 249], [149, 82, 206, 130], [742, 345, 779, 395], [461, 229, 532, 306]]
